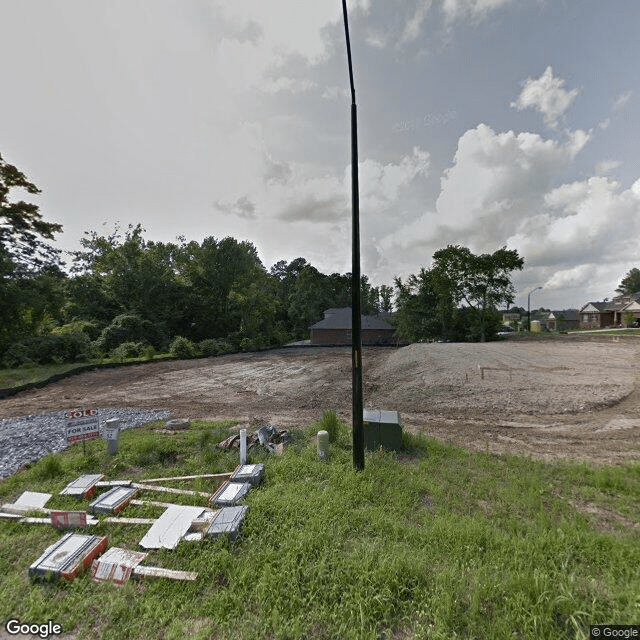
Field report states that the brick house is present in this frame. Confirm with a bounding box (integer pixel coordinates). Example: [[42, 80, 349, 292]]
[[309, 308, 397, 346], [579, 291, 640, 328], [547, 310, 580, 331]]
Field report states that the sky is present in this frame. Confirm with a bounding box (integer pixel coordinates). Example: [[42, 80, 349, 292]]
[[1, 0, 639, 311]]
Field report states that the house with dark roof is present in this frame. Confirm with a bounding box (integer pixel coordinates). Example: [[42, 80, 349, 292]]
[[547, 309, 580, 331], [309, 308, 397, 346], [579, 291, 640, 328]]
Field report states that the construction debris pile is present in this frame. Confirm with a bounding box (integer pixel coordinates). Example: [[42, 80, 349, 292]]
[[1, 464, 265, 586], [217, 424, 290, 456]]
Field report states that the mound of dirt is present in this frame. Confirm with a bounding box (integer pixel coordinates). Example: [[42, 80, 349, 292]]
[[370, 341, 634, 415]]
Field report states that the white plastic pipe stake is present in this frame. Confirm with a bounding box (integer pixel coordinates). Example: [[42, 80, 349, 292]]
[[317, 430, 329, 460], [239, 429, 247, 465]]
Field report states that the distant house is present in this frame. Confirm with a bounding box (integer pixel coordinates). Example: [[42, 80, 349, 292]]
[[309, 308, 397, 346], [547, 310, 580, 331], [579, 291, 640, 328], [530, 310, 551, 330], [502, 312, 522, 328]]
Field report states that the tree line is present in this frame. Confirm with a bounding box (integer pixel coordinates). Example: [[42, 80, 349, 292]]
[[5, 151, 595, 367]]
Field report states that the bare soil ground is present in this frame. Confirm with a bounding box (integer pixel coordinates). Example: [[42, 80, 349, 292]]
[[1, 336, 639, 465]]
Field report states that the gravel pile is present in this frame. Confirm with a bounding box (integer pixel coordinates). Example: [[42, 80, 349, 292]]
[[0, 408, 171, 479]]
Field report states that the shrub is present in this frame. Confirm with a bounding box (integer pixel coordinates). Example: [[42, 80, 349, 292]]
[[95, 314, 166, 353], [239, 336, 265, 352], [319, 409, 346, 443], [110, 341, 147, 359], [170, 336, 197, 359], [2, 332, 93, 367], [2, 343, 34, 368], [52, 320, 102, 341], [143, 345, 156, 360], [197, 339, 220, 357], [198, 338, 234, 357]]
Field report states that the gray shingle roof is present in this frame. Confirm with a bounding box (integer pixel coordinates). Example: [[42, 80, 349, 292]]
[[581, 301, 609, 312], [310, 307, 395, 331], [551, 309, 580, 321]]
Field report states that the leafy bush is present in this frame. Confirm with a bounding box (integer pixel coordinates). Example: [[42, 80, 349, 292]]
[[2, 343, 34, 368], [2, 332, 93, 367], [52, 320, 102, 341], [110, 341, 147, 359], [170, 336, 197, 359], [198, 338, 234, 357], [239, 336, 266, 352], [95, 314, 166, 353], [143, 345, 156, 360]]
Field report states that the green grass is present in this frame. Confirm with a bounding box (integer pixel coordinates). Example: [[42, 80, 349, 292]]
[[0, 421, 638, 639], [566, 329, 640, 336], [583, 329, 640, 336], [0, 363, 85, 389], [0, 355, 176, 391]]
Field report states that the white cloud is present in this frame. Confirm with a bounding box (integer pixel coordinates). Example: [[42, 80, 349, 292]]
[[215, 196, 257, 219], [377, 120, 619, 300], [442, 0, 516, 24], [511, 66, 579, 128], [359, 147, 430, 202], [509, 177, 640, 270], [211, 144, 430, 277], [434, 124, 590, 243], [543, 264, 595, 291], [365, 30, 389, 48], [261, 77, 318, 95], [402, 1, 434, 43], [595, 160, 622, 175], [268, 146, 430, 225], [613, 90, 632, 111]]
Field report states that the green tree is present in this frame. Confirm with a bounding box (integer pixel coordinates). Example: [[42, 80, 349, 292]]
[[616, 268, 640, 296], [0, 152, 62, 273], [432, 245, 524, 342], [270, 257, 310, 334], [358, 275, 381, 315], [71, 224, 190, 339], [394, 269, 443, 342], [287, 264, 334, 336], [176, 236, 269, 340], [0, 153, 64, 353], [379, 284, 394, 312]]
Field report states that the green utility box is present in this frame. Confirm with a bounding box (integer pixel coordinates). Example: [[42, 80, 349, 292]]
[[363, 409, 402, 451]]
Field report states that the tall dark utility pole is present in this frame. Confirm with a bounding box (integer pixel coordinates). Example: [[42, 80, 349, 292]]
[[341, 0, 364, 470]]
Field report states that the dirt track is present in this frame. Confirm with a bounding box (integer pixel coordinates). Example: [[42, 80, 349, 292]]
[[1, 336, 639, 465]]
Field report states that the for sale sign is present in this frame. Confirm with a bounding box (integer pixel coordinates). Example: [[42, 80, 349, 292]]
[[65, 409, 100, 444]]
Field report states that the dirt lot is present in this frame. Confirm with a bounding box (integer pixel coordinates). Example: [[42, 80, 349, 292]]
[[1, 336, 639, 465]]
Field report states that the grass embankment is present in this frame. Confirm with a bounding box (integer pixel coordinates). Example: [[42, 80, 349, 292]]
[[570, 329, 640, 336], [0, 355, 175, 392], [0, 419, 638, 639], [0, 362, 86, 389]]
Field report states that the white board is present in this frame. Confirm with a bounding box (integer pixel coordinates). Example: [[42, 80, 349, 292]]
[[139, 505, 206, 550]]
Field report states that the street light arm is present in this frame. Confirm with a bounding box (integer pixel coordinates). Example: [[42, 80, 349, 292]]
[[527, 286, 542, 331], [341, 0, 356, 105]]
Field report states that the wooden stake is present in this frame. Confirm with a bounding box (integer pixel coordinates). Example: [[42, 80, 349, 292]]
[[142, 473, 231, 483]]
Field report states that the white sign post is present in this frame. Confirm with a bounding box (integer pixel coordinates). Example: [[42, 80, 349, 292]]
[[104, 418, 121, 455]]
